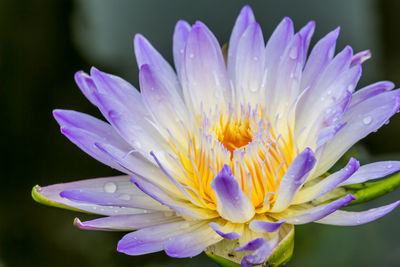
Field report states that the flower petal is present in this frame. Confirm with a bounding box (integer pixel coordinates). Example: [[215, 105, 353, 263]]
[[316, 200, 400, 226], [131, 175, 218, 219], [117, 221, 197, 255], [134, 34, 180, 94], [74, 212, 180, 231], [234, 22, 265, 106], [228, 5, 255, 80], [173, 20, 191, 82], [249, 219, 285, 233], [301, 28, 340, 92], [284, 194, 356, 224], [315, 89, 400, 176], [351, 50, 371, 66], [164, 223, 223, 258], [349, 81, 395, 108], [293, 157, 359, 204], [209, 222, 242, 240], [340, 161, 400, 186], [139, 64, 190, 142], [271, 148, 316, 212], [60, 188, 164, 210], [210, 164, 255, 223], [74, 71, 98, 105], [32, 176, 161, 216], [53, 109, 130, 172], [182, 21, 231, 114], [93, 92, 167, 152]]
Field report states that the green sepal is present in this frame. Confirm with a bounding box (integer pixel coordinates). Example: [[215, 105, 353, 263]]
[[31, 185, 92, 214], [266, 225, 294, 267], [205, 252, 240, 267], [343, 172, 400, 206], [206, 225, 294, 267]]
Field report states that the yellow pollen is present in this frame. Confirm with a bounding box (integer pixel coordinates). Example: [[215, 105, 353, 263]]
[[216, 119, 253, 155]]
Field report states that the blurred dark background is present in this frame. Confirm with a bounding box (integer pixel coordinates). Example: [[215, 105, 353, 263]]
[[1, 0, 400, 266]]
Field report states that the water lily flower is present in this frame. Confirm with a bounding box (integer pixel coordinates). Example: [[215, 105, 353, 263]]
[[32, 5, 400, 267]]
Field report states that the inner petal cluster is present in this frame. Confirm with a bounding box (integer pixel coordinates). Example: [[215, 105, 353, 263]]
[[166, 104, 297, 214]]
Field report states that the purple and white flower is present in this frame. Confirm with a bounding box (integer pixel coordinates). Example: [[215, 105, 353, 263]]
[[33, 6, 400, 267]]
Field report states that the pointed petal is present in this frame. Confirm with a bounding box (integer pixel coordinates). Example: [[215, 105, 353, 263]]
[[139, 64, 189, 141], [349, 81, 395, 108], [74, 71, 98, 105], [182, 21, 231, 114], [315, 89, 400, 176], [285, 194, 356, 224], [173, 20, 191, 81], [74, 212, 180, 231], [235, 238, 266, 252], [340, 161, 400, 186], [134, 34, 180, 94], [93, 92, 167, 152], [316, 200, 400, 226], [32, 176, 161, 216], [249, 219, 285, 233], [301, 27, 340, 91], [53, 109, 130, 172], [210, 165, 255, 223], [227, 5, 255, 80], [265, 17, 294, 73], [351, 50, 371, 66], [117, 221, 198, 255], [294, 157, 359, 204], [131, 175, 218, 220], [209, 222, 241, 240], [164, 223, 223, 258], [264, 17, 294, 104], [271, 148, 316, 212], [60, 188, 164, 210], [234, 22, 265, 105], [298, 21, 316, 65], [90, 67, 148, 117], [296, 46, 353, 132]]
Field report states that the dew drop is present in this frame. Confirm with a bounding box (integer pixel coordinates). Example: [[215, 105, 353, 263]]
[[387, 164, 393, 169], [104, 182, 117, 193], [189, 53, 194, 58], [362, 116, 372, 125], [179, 48, 184, 54], [253, 56, 258, 61], [289, 46, 298, 59], [143, 210, 148, 214], [119, 194, 131, 201]]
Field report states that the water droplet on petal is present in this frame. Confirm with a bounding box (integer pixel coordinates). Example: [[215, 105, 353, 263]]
[[387, 164, 393, 169], [104, 182, 117, 193], [189, 53, 194, 58], [179, 48, 184, 54], [289, 46, 298, 59], [119, 194, 131, 201], [253, 56, 258, 61], [362, 116, 372, 125]]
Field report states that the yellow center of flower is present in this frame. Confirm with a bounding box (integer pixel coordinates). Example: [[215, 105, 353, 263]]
[[168, 105, 296, 213], [215, 119, 253, 155]]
